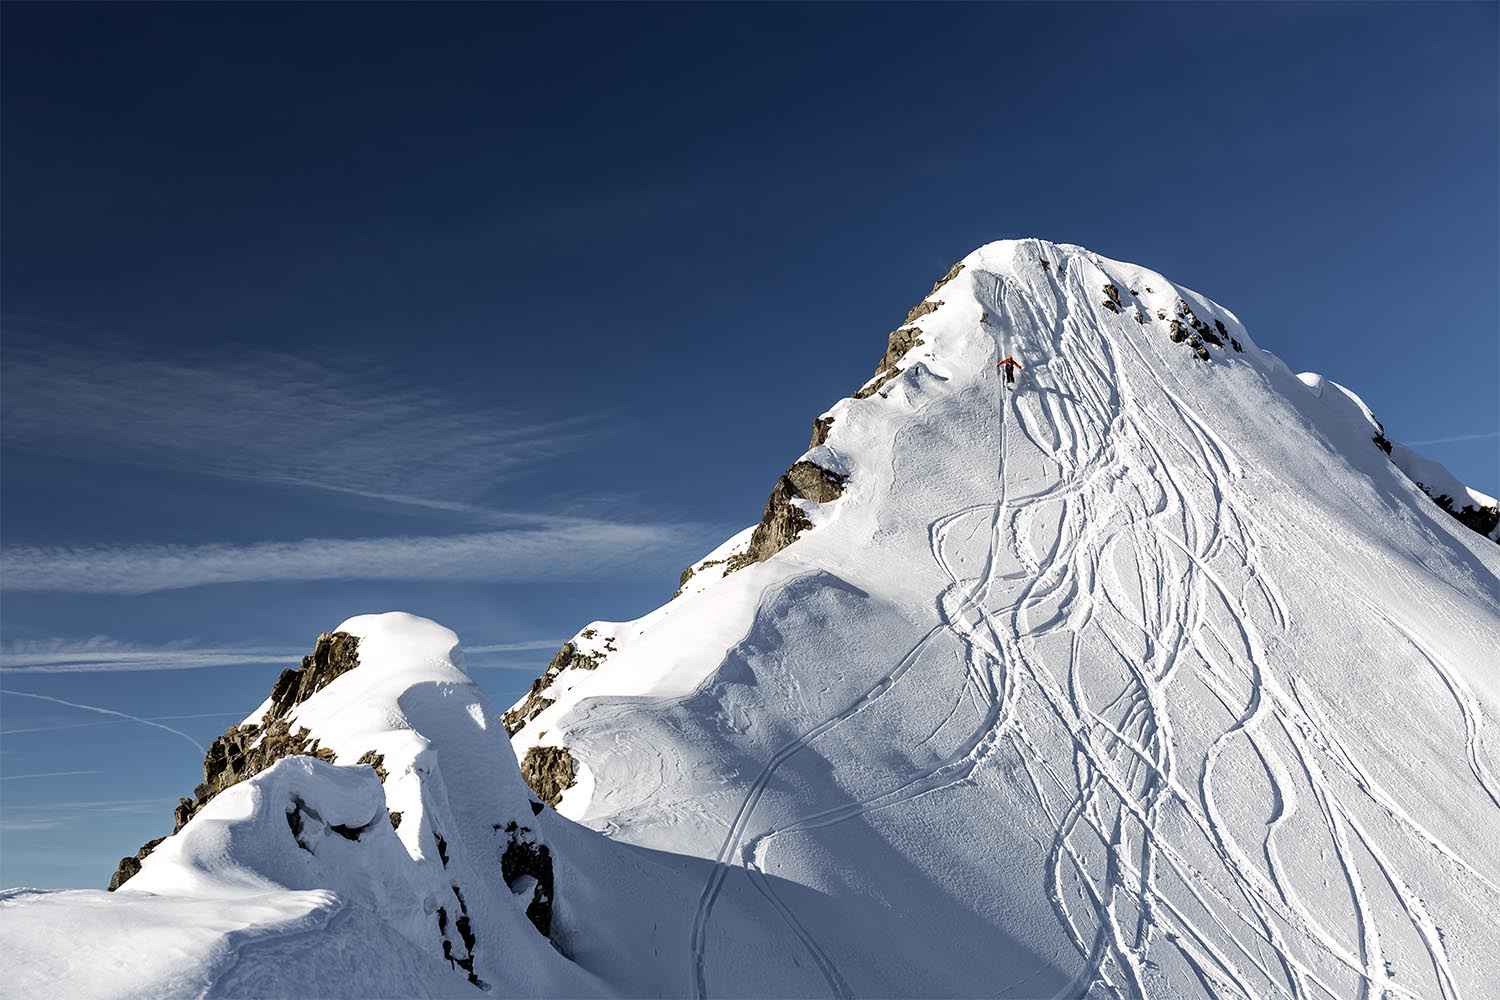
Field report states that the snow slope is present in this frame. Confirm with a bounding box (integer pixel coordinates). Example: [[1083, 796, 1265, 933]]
[[510, 240, 1500, 999], [4, 240, 1497, 1000]]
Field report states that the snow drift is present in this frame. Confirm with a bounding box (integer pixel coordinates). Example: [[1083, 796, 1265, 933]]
[[4, 240, 1497, 1000]]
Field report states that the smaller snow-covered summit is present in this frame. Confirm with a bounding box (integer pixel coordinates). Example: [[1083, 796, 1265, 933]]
[[5, 612, 596, 999]]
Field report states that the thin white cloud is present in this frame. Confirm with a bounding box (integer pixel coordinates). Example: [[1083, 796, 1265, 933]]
[[0, 770, 100, 781], [0, 332, 601, 516], [1, 710, 244, 733], [1402, 431, 1500, 446], [463, 640, 565, 654], [0, 818, 67, 832], [1, 518, 719, 595], [0, 637, 304, 673], [0, 690, 206, 754]]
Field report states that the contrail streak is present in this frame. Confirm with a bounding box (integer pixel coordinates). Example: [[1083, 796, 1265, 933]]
[[0, 689, 206, 754], [1403, 431, 1500, 446]]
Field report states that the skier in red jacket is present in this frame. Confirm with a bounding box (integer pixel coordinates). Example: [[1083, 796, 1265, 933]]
[[997, 355, 1022, 388]]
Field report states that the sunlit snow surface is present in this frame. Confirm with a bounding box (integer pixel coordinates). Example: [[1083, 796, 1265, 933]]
[[5, 241, 1498, 999]]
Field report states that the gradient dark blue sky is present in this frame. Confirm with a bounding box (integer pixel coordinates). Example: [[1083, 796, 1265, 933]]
[[2, 2, 1496, 888]]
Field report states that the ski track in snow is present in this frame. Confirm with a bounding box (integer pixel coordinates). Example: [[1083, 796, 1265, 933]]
[[688, 249, 1498, 999]]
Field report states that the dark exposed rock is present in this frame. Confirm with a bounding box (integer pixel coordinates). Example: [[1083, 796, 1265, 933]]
[[356, 750, 388, 783], [673, 557, 726, 599], [903, 299, 942, 326], [809, 415, 834, 448], [286, 795, 375, 851], [451, 885, 482, 986], [530, 799, 545, 816], [502, 679, 555, 737], [1230, 337, 1243, 352], [1101, 299, 1120, 314], [503, 641, 606, 736], [520, 745, 577, 808], [436, 832, 449, 867], [1102, 283, 1121, 307], [266, 632, 362, 723], [1215, 319, 1228, 336], [725, 461, 848, 572], [108, 633, 361, 890], [1133, 308, 1145, 324], [1200, 327, 1224, 347], [852, 265, 960, 400], [853, 368, 901, 400], [927, 261, 964, 296], [501, 823, 555, 938], [1418, 483, 1500, 542], [856, 326, 925, 399], [389, 810, 403, 830], [1156, 309, 1167, 321], [1168, 320, 1188, 343], [784, 461, 847, 503], [106, 837, 164, 891], [1373, 433, 1393, 455], [192, 719, 337, 821], [436, 887, 484, 987]]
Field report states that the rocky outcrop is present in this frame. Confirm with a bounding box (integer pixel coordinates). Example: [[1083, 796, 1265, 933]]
[[674, 557, 726, 599], [853, 263, 961, 400], [266, 631, 361, 720], [436, 883, 484, 987], [1102, 283, 1121, 313], [108, 632, 361, 890], [106, 837, 164, 891], [725, 461, 847, 572], [499, 821, 555, 938], [855, 326, 925, 399], [927, 261, 964, 296], [502, 642, 604, 736], [356, 749, 388, 783], [520, 746, 576, 808], [809, 415, 834, 448], [1418, 484, 1500, 543], [1165, 302, 1219, 362]]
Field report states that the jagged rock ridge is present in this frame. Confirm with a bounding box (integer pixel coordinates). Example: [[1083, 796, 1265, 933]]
[[108, 631, 364, 890]]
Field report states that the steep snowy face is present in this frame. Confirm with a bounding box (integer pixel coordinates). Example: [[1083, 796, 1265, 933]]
[[510, 240, 1500, 999]]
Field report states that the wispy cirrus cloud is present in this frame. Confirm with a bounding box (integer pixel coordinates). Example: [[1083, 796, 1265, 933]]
[[0, 797, 179, 833], [0, 690, 207, 753], [463, 640, 566, 655], [1402, 430, 1500, 447], [0, 637, 303, 673], [0, 637, 563, 675], [1, 518, 720, 594], [0, 329, 599, 517]]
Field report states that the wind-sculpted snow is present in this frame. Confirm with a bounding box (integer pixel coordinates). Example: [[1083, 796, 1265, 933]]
[[5, 240, 1498, 999]]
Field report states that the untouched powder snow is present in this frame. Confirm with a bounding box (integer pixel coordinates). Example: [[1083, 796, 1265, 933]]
[[4, 240, 1498, 1000]]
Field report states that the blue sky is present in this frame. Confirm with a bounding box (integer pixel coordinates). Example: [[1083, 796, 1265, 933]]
[[2, 2, 1495, 889]]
